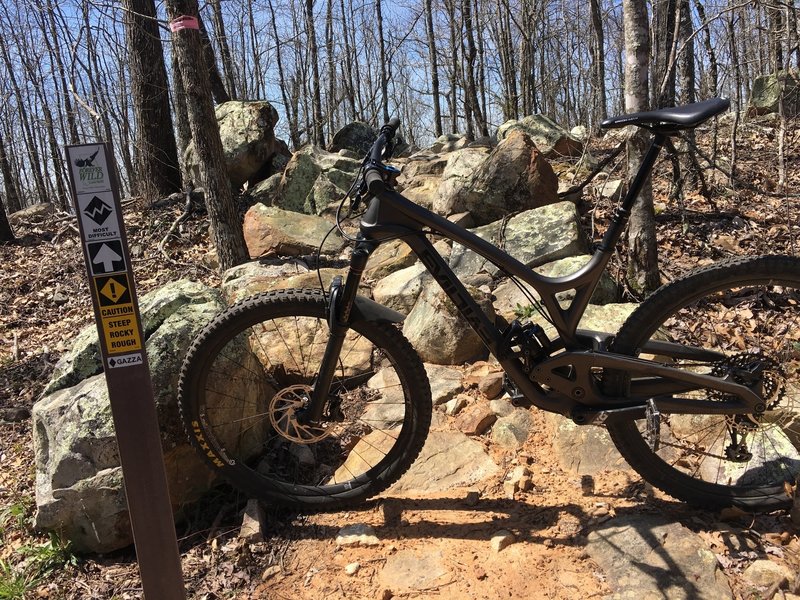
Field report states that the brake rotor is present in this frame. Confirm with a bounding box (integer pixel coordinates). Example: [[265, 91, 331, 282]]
[[269, 384, 331, 443]]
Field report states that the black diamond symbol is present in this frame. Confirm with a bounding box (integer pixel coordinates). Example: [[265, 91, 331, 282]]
[[84, 196, 113, 225], [109, 359, 117, 367]]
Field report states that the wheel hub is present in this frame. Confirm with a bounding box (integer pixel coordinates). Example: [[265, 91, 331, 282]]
[[269, 384, 331, 443]]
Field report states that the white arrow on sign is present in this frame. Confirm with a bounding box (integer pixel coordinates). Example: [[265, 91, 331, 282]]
[[93, 243, 123, 272]]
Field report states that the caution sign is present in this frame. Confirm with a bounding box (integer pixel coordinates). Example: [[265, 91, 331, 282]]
[[93, 274, 142, 354]]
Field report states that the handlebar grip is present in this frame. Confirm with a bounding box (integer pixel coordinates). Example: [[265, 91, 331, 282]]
[[382, 117, 401, 137], [365, 169, 385, 196]]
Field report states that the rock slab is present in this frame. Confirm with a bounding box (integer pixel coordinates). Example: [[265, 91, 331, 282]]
[[586, 515, 733, 599]]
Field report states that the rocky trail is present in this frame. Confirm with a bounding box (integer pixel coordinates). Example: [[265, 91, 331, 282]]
[[3, 111, 800, 599]]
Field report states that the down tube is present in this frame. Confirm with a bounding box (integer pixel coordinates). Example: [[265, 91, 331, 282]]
[[402, 233, 576, 416]]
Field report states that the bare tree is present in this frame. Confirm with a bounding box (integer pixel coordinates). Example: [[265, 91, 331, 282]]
[[209, 0, 238, 100], [623, 0, 660, 294], [425, 0, 443, 136], [0, 130, 21, 214], [165, 0, 248, 271], [0, 193, 14, 243], [305, 0, 325, 144], [122, 0, 182, 200]]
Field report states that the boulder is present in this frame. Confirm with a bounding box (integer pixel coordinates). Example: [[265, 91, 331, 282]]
[[248, 173, 283, 205], [491, 408, 533, 450], [220, 261, 367, 306], [274, 146, 361, 214], [424, 364, 464, 405], [445, 130, 559, 225], [395, 153, 452, 210], [547, 414, 630, 474], [433, 148, 491, 216], [492, 256, 618, 320], [9, 202, 57, 225], [449, 202, 588, 280], [184, 101, 289, 188], [364, 239, 418, 280], [427, 133, 471, 154], [390, 430, 500, 493], [403, 284, 495, 365], [372, 263, 428, 314], [32, 281, 238, 553], [749, 71, 800, 117], [497, 114, 584, 158], [328, 122, 377, 156], [242, 204, 344, 258]]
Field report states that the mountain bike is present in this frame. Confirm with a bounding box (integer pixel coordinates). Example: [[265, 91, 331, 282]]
[[178, 97, 800, 512]]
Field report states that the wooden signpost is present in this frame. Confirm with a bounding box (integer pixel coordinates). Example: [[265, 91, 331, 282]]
[[65, 143, 186, 599]]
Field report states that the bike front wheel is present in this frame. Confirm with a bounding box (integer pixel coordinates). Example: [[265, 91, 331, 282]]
[[608, 255, 800, 510], [178, 288, 432, 509]]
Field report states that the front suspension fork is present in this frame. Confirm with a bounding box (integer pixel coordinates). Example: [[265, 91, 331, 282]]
[[305, 239, 376, 422]]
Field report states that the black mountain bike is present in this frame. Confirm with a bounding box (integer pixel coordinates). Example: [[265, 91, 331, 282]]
[[179, 97, 800, 512]]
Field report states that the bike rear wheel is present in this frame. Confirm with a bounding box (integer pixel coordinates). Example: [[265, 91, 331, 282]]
[[608, 255, 800, 510], [178, 288, 431, 509]]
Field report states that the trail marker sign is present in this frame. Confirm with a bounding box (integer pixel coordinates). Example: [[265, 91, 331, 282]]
[[66, 143, 186, 599]]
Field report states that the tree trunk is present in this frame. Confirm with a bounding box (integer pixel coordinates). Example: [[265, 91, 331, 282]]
[[651, 0, 677, 107], [198, 15, 231, 103], [0, 33, 47, 205], [590, 0, 607, 127], [165, 0, 248, 272], [339, 0, 357, 121], [268, 0, 300, 150], [209, 0, 238, 100], [0, 194, 15, 243], [376, 0, 390, 124], [425, 0, 443, 137], [0, 131, 22, 214], [44, 0, 79, 143], [623, 0, 660, 294], [445, 0, 459, 133], [462, 0, 488, 137], [305, 0, 325, 145], [123, 0, 182, 201]]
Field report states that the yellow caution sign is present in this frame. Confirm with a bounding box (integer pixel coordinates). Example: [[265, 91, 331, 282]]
[[93, 274, 142, 354]]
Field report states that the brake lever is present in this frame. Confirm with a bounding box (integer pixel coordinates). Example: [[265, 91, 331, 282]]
[[347, 181, 368, 217]]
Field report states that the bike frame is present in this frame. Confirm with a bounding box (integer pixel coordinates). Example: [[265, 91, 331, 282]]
[[309, 131, 765, 426]]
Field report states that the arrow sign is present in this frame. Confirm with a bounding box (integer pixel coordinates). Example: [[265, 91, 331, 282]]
[[88, 240, 125, 274]]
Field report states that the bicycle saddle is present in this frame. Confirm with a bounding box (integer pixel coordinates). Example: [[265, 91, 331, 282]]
[[600, 97, 730, 132]]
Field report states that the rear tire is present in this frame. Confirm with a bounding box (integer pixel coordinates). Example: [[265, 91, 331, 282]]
[[608, 255, 800, 510], [178, 288, 432, 509]]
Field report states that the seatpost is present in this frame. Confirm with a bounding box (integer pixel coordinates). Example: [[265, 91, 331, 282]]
[[598, 132, 666, 252]]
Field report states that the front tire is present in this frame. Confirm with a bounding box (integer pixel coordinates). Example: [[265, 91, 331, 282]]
[[608, 255, 800, 510], [178, 288, 432, 509]]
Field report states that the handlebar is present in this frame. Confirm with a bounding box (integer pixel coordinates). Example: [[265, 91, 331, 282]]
[[365, 118, 401, 195]]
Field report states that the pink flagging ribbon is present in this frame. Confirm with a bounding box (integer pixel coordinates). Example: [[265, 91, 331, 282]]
[[169, 16, 199, 32]]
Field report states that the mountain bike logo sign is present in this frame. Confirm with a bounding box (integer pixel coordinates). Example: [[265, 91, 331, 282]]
[[77, 192, 120, 241]]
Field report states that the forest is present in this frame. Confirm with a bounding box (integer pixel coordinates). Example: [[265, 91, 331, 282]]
[[0, 0, 796, 219]]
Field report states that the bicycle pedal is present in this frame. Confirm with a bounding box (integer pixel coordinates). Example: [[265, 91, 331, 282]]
[[645, 398, 661, 452]]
